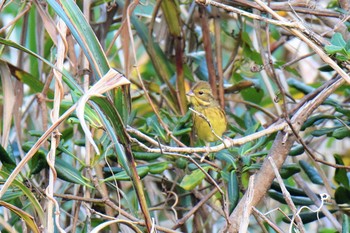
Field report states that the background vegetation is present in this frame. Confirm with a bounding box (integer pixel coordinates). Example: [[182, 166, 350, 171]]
[[0, 0, 349, 232]]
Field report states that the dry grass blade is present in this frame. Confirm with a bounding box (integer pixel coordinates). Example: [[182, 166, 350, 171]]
[[0, 62, 15, 148], [0, 104, 77, 199], [76, 69, 130, 154]]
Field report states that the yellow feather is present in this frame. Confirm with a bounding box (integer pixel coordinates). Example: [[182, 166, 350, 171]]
[[187, 81, 227, 142]]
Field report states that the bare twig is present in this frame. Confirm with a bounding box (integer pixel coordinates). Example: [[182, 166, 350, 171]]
[[268, 157, 305, 233], [196, 0, 305, 28], [226, 76, 345, 232], [253, 0, 350, 84], [199, 6, 218, 98], [252, 207, 285, 233], [252, 8, 282, 115], [281, 52, 316, 69], [172, 185, 221, 229], [127, 121, 287, 154], [0, 103, 77, 198], [229, 0, 344, 18], [198, 0, 350, 84], [239, 175, 255, 232], [0, 2, 32, 34], [293, 174, 341, 229], [234, 99, 279, 120]]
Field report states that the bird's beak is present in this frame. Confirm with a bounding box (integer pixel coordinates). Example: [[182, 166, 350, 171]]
[[186, 90, 194, 97]]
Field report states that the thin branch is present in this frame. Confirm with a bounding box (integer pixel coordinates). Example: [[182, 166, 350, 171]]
[[196, 0, 305, 28], [281, 52, 316, 69], [172, 185, 221, 229], [293, 174, 341, 229], [227, 75, 345, 232], [197, 0, 350, 84], [0, 103, 77, 199], [234, 99, 278, 120], [253, 0, 350, 84], [268, 157, 305, 232], [252, 207, 285, 233], [286, 118, 350, 170], [127, 121, 287, 154], [230, 0, 344, 18]]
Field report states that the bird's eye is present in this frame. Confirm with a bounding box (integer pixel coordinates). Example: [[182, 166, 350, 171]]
[[198, 91, 204, 95]]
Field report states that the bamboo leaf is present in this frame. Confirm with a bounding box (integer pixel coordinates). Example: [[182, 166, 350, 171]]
[[0, 201, 40, 233], [46, 0, 109, 76]]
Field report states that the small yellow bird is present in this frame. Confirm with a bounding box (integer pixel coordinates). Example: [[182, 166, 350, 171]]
[[186, 81, 227, 142]]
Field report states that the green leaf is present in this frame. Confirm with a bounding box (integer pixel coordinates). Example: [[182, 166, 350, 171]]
[[117, 0, 176, 103], [288, 78, 338, 106], [114, 86, 130, 125], [330, 32, 346, 47], [334, 154, 350, 189], [299, 160, 323, 185], [227, 170, 239, 213], [301, 114, 336, 130], [148, 162, 169, 174], [311, 127, 337, 137], [6, 61, 54, 98], [335, 106, 350, 116], [335, 186, 350, 205], [332, 126, 350, 139], [325, 44, 344, 54], [55, 157, 93, 188], [289, 145, 305, 156], [0, 37, 82, 93], [241, 31, 254, 48], [22, 142, 48, 175], [134, 152, 163, 161], [0, 201, 40, 233], [240, 83, 264, 105], [0, 171, 44, 224], [269, 24, 281, 40], [90, 96, 131, 176], [180, 167, 210, 191], [216, 150, 236, 167], [160, 0, 181, 36], [270, 182, 307, 197], [29, 151, 48, 175], [279, 164, 301, 179], [27, 6, 39, 78], [47, 0, 109, 76], [173, 127, 192, 136], [175, 157, 188, 169], [147, 116, 167, 141], [103, 166, 150, 182], [239, 123, 261, 155], [282, 209, 338, 224], [268, 190, 314, 205], [318, 64, 334, 72], [288, 78, 315, 94], [0, 144, 16, 171], [345, 40, 350, 51], [336, 54, 349, 61], [227, 118, 246, 134]]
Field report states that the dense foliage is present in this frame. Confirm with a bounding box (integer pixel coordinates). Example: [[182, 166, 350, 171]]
[[0, 0, 349, 232]]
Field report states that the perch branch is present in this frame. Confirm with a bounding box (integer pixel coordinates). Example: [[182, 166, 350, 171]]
[[226, 76, 345, 232], [127, 121, 287, 154]]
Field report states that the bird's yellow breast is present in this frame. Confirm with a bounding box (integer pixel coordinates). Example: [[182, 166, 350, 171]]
[[193, 106, 227, 142]]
